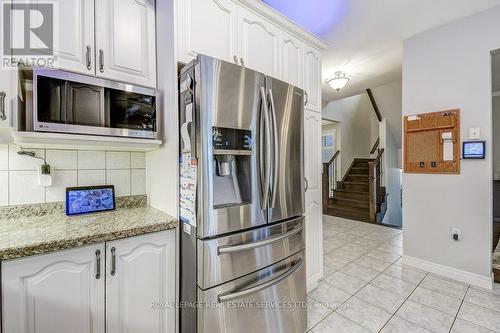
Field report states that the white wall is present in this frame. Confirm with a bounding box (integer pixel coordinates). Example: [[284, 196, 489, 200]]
[[372, 81, 403, 148], [323, 93, 378, 176], [0, 145, 146, 206], [379, 120, 402, 227], [403, 6, 500, 285], [146, 0, 178, 217]]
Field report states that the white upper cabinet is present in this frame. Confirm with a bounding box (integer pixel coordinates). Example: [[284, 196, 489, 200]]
[[42, 0, 95, 75], [281, 31, 303, 88], [303, 45, 322, 112], [304, 110, 322, 193], [237, 7, 280, 77], [106, 231, 175, 333], [2, 244, 106, 333], [95, 0, 157, 88], [177, 0, 238, 64]]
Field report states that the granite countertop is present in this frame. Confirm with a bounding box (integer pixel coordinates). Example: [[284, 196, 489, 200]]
[[0, 196, 178, 261]]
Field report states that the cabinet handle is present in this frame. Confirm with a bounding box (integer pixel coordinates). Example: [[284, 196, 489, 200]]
[[233, 55, 238, 64], [110, 247, 116, 276], [86, 45, 92, 70], [240, 58, 245, 66], [0, 91, 6, 121], [95, 249, 101, 279], [99, 49, 104, 73], [304, 91, 309, 106], [304, 177, 309, 192]]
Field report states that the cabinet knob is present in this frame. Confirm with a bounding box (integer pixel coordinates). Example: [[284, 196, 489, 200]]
[[233, 55, 238, 64], [304, 91, 309, 106], [0, 91, 6, 121], [304, 177, 309, 191], [240, 58, 245, 67], [99, 49, 104, 73]]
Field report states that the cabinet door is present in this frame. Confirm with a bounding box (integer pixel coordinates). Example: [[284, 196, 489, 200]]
[[238, 7, 280, 77], [106, 231, 176, 333], [281, 32, 303, 88], [2, 245, 105, 333], [34, 0, 95, 75], [0, 69, 12, 129], [303, 45, 322, 112], [304, 110, 323, 292], [177, 0, 238, 64], [95, 0, 156, 88]]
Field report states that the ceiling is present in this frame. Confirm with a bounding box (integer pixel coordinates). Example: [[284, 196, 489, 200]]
[[264, 0, 500, 102]]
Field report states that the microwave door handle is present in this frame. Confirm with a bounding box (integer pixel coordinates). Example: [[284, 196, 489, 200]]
[[259, 87, 271, 210], [268, 89, 279, 208], [217, 258, 303, 303]]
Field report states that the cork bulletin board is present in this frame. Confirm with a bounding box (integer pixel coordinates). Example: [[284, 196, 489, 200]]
[[404, 109, 460, 174]]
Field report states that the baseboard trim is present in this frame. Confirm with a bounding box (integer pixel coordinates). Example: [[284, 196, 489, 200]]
[[307, 272, 321, 293], [403, 255, 493, 290]]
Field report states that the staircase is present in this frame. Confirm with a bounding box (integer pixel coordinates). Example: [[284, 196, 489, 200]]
[[326, 159, 372, 222], [323, 149, 387, 223]]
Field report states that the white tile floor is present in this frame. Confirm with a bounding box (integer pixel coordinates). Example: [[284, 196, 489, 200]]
[[307, 215, 500, 333]]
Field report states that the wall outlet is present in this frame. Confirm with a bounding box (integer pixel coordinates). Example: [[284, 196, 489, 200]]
[[451, 228, 461, 241], [469, 127, 481, 140]]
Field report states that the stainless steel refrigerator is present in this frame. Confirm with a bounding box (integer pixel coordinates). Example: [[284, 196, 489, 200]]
[[179, 55, 306, 333]]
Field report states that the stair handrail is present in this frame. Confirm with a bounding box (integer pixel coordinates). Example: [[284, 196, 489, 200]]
[[322, 150, 340, 210], [368, 148, 384, 223], [370, 137, 380, 155]]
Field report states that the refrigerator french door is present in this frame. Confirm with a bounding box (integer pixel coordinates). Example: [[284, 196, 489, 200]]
[[179, 55, 306, 333]]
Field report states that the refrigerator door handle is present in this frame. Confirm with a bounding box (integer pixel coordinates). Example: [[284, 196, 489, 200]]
[[268, 89, 279, 208], [217, 223, 303, 255], [259, 87, 271, 210], [217, 258, 303, 303]]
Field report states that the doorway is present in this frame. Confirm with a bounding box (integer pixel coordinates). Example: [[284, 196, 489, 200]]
[[492, 49, 500, 283]]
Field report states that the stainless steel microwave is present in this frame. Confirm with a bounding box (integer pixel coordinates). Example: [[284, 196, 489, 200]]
[[28, 68, 157, 139]]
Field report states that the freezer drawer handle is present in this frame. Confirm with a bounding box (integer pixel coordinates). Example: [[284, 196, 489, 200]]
[[217, 258, 303, 303], [217, 224, 303, 255]]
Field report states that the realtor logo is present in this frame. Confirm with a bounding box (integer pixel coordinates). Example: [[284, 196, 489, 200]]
[[2, 1, 56, 68]]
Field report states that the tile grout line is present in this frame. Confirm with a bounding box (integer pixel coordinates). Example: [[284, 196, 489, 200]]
[[309, 234, 404, 332], [376, 271, 429, 332], [447, 285, 469, 333], [331, 254, 408, 332], [313, 219, 432, 332]]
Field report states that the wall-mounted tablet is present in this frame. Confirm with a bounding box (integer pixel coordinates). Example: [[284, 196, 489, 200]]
[[463, 141, 485, 159], [66, 185, 115, 216]]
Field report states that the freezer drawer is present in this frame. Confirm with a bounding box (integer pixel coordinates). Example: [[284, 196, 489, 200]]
[[197, 251, 306, 333], [198, 216, 304, 289]]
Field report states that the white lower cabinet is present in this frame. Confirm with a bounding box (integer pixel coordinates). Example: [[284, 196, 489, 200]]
[[2, 244, 106, 333], [304, 110, 323, 292], [1, 231, 175, 333], [106, 231, 176, 333]]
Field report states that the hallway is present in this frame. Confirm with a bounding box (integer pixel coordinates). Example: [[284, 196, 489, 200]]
[[307, 216, 500, 332]]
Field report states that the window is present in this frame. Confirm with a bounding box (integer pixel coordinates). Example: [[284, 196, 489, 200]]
[[322, 134, 335, 163]]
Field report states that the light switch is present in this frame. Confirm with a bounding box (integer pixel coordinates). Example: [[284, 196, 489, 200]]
[[469, 127, 481, 140]]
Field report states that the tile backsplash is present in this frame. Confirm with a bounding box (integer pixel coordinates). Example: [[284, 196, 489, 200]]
[[0, 145, 147, 207]]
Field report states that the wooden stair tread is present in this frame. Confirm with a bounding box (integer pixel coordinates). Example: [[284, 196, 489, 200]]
[[332, 197, 369, 207], [324, 154, 386, 224]]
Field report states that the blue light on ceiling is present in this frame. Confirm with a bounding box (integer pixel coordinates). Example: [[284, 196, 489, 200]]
[[262, 0, 346, 37]]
